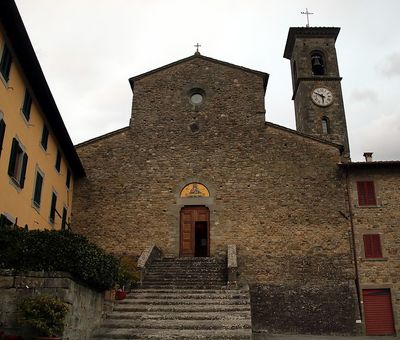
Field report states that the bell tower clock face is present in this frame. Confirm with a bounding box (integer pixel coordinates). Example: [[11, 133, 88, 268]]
[[311, 87, 333, 107]]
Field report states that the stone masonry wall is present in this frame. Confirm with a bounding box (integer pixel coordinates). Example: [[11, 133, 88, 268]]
[[349, 166, 400, 335], [72, 56, 358, 334], [0, 270, 105, 339]]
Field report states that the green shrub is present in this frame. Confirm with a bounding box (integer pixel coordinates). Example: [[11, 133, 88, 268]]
[[0, 228, 118, 291], [116, 255, 140, 289], [20, 295, 69, 337]]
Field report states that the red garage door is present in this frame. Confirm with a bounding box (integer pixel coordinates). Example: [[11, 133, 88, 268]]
[[363, 289, 395, 335]]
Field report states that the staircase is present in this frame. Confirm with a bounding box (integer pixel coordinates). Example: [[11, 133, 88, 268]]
[[91, 257, 252, 339]]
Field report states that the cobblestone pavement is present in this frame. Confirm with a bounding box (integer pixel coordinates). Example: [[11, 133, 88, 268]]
[[252, 334, 400, 340]]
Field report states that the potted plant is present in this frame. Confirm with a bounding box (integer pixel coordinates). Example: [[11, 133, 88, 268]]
[[115, 256, 138, 300], [115, 265, 130, 300], [19, 295, 69, 340]]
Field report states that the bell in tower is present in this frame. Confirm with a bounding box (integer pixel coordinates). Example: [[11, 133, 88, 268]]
[[284, 27, 350, 159]]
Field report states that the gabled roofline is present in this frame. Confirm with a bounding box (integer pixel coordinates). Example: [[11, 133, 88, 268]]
[[128, 53, 269, 92], [0, 0, 85, 177], [284, 27, 340, 59], [75, 126, 130, 148], [265, 121, 344, 152]]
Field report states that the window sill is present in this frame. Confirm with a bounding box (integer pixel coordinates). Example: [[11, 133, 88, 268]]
[[0, 73, 9, 88], [32, 201, 41, 213], [361, 257, 388, 262], [356, 204, 381, 209], [20, 109, 30, 126], [39, 143, 48, 154], [8, 176, 22, 191]]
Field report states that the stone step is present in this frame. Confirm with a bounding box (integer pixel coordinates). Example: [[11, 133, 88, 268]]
[[92, 328, 251, 339], [116, 298, 250, 305], [91, 257, 251, 340], [150, 263, 225, 268], [140, 285, 227, 290], [143, 277, 226, 285], [127, 292, 249, 299], [144, 273, 225, 277], [98, 318, 251, 330], [130, 288, 248, 294], [145, 270, 225, 274], [113, 304, 251, 313], [107, 310, 251, 320]]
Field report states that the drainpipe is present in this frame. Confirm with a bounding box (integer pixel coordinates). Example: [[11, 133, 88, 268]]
[[345, 166, 363, 320]]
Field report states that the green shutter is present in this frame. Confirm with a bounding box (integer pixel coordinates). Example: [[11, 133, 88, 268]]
[[66, 169, 71, 188], [33, 172, 43, 206], [0, 119, 6, 155], [55, 149, 61, 172], [8, 138, 18, 177], [41, 125, 49, 150], [0, 44, 12, 82], [61, 208, 67, 230], [22, 90, 32, 121], [19, 153, 28, 188], [50, 193, 57, 222]]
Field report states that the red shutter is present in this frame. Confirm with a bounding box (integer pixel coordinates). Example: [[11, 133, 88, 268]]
[[357, 181, 376, 206], [363, 234, 382, 258], [363, 289, 395, 335]]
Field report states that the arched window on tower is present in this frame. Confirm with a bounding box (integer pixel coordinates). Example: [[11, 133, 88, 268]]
[[321, 117, 330, 134], [311, 52, 325, 75]]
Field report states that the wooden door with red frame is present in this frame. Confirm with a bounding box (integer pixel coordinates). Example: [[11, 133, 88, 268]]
[[180, 206, 210, 257]]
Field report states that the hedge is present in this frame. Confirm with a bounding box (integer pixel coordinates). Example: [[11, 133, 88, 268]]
[[0, 228, 118, 291]]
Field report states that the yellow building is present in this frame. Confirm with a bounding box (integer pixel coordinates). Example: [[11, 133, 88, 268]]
[[0, 1, 85, 230]]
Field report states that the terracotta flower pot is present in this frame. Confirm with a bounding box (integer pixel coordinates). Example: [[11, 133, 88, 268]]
[[115, 290, 127, 300]]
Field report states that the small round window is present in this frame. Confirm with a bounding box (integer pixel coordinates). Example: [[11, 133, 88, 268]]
[[190, 93, 203, 105]]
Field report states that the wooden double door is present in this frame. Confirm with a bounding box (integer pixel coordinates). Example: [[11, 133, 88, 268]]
[[180, 206, 210, 257]]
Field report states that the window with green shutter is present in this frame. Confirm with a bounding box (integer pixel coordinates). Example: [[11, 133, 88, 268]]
[[61, 207, 67, 230], [33, 171, 44, 208], [22, 89, 32, 121], [55, 149, 61, 172], [41, 124, 49, 150], [66, 168, 71, 189], [0, 118, 6, 157], [0, 44, 12, 82], [49, 192, 57, 223], [8, 138, 28, 188]]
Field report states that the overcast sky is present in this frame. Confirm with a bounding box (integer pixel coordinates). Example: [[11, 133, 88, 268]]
[[15, 0, 400, 161]]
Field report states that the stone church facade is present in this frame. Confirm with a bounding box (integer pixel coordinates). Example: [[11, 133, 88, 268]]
[[72, 27, 400, 336]]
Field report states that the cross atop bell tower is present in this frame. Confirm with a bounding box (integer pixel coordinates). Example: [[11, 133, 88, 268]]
[[284, 27, 350, 159]]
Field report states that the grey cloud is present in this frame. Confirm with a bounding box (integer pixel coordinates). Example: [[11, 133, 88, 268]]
[[351, 89, 379, 102], [376, 52, 400, 77]]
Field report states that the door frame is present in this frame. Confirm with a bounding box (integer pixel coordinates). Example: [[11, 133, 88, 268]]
[[179, 205, 210, 257]]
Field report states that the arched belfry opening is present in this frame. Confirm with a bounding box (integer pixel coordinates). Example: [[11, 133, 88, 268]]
[[179, 182, 211, 257], [311, 51, 325, 75]]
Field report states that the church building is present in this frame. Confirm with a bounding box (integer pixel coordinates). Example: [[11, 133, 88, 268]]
[[72, 27, 400, 336]]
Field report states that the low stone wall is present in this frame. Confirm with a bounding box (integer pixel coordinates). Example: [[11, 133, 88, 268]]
[[250, 281, 362, 335], [0, 270, 106, 339]]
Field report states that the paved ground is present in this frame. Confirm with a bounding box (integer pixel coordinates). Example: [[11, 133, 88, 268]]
[[252, 335, 400, 340]]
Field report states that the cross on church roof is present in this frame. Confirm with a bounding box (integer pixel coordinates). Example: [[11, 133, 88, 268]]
[[194, 43, 201, 55], [301, 8, 314, 27]]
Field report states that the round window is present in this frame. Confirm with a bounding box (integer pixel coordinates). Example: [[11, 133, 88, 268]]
[[190, 93, 203, 105]]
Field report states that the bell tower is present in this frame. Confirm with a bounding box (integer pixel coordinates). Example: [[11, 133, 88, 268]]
[[284, 27, 350, 158]]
